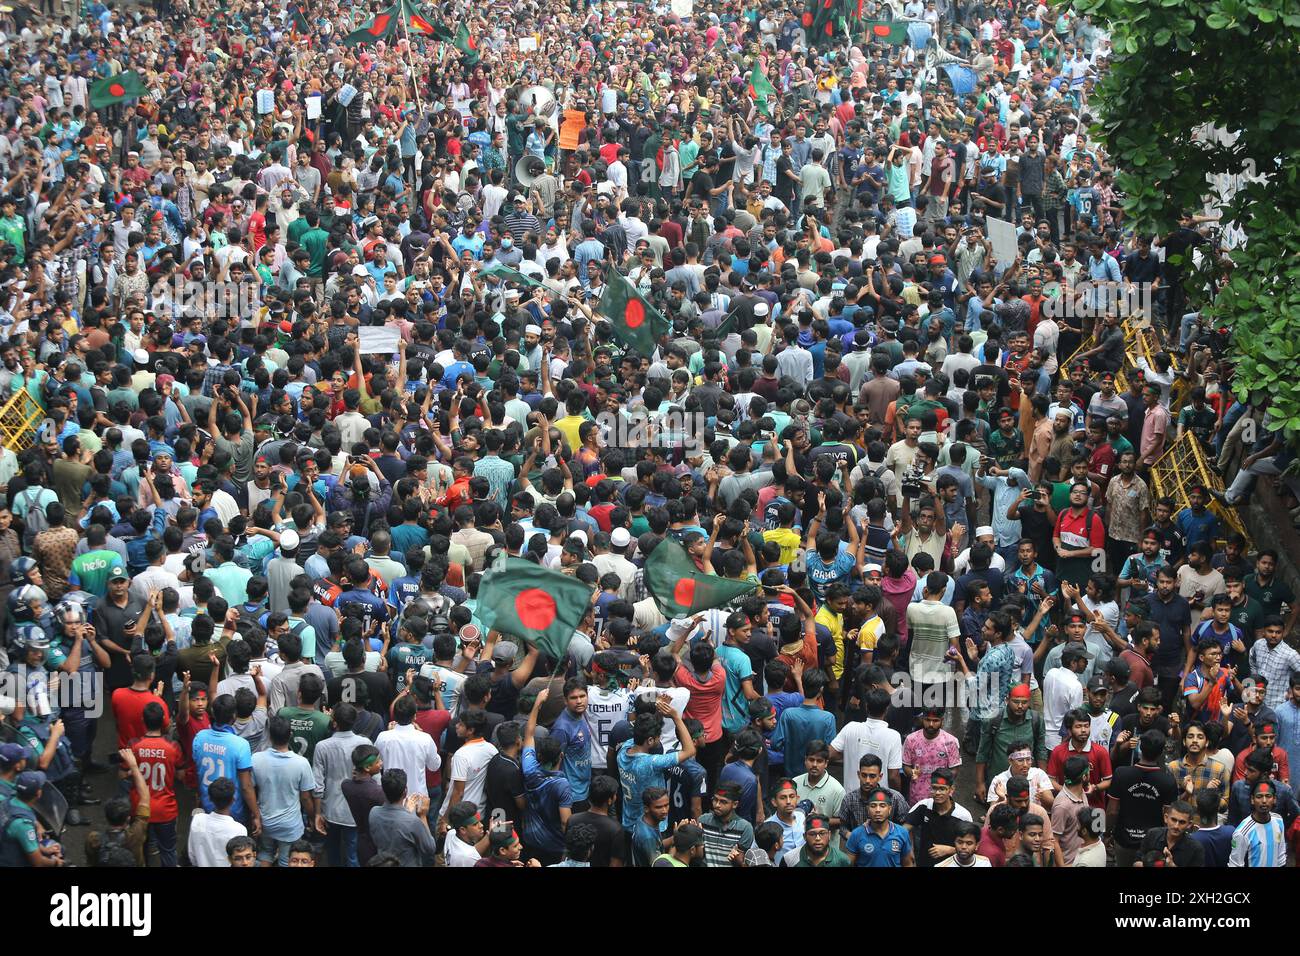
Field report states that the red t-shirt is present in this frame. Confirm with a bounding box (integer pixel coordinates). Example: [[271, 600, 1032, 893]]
[[978, 827, 1008, 866], [178, 711, 211, 789], [1232, 746, 1290, 784], [414, 707, 452, 792], [1053, 507, 1105, 553], [130, 735, 182, 823], [674, 662, 725, 743], [111, 687, 171, 750], [1047, 740, 1113, 808]]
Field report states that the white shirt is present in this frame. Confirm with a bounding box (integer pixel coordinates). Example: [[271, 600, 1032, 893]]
[[375, 723, 442, 798], [130, 566, 183, 605], [444, 828, 482, 867], [830, 718, 903, 790], [441, 738, 497, 816], [584, 686, 631, 769], [187, 810, 248, 867], [1042, 667, 1083, 749], [627, 685, 690, 751], [418, 664, 466, 719], [986, 766, 1055, 804]]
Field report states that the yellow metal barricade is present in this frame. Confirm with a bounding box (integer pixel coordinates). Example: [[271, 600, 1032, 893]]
[[1150, 431, 1248, 544], [0, 388, 43, 453]]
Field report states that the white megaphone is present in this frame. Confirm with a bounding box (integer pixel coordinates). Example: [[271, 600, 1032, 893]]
[[519, 84, 559, 129], [514, 154, 546, 187]]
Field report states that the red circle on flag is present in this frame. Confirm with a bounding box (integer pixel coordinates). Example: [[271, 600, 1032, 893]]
[[108, 83, 126, 97], [369, 14, 390, 34], [624, 298, 645, 329], [673, 578, 696, 607], [801, 12, 813, 26], [515, 588, 557, 631], [873, 24, 892, 36]]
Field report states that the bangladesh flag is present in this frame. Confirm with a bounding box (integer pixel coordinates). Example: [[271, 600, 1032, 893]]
[[748, 63, 775, 117], [645, 539, 757, 618], [400, 0, 437, 35], [89, 71, 147, 109], [480, 262, 542, 287], [455, 22, 480, 64], [864, 20, 909, 44], [342, 5, 399, 47], [597, 262, 668, 358], [476, 557, 593, 662], [431, 20, 455, 41], [809, 0, 837, 43]]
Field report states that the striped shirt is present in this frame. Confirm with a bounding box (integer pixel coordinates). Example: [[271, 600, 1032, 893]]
[[1228, 814, 1287, 867], [697, 812, 754, 868]]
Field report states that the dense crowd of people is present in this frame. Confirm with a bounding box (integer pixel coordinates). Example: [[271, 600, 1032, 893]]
[[0, 0, 1296, 871]]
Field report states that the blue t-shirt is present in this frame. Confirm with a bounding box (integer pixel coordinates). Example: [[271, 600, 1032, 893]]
[[719, 761, 759, 824], [716, 644, 755, 735], [1174, 507, 1220, 549], [631, 815, 667, 866], [250, 749, 315, 841], [521, 746, 573, 854], [772, 704, 838, 773], [193, 726, 255, 821], [549, 709, 593, 802], [805, 551, 856, 602], [664, 759, 707, 827], [846, 822, 912, 867], [616, 740, 679, 830]]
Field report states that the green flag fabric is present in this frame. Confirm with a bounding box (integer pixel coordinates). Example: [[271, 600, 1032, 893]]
[[476, 557, 593, 662], [748, 64, 775, 116], [455, 22, 480, 64], [399, 0, 438, 35], [89, 71, 148, 109], [644, 539, 758, 618], [342, 5, 400, 47], [597, 263, 668, 357], [864, 20, 909, 44], [480, 262, 542, 287]]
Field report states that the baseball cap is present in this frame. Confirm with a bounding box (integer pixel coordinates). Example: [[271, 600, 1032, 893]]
[[1086, 674, 1108, 692], [14, 770, 46, 798], [610, 527, 632, 548], [492, 641, 519, 665], [0, 742, 27, 768], [108, 565, 128, 581]]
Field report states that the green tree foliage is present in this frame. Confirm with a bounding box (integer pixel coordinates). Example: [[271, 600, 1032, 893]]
[[1075, 0, 1300, 436]]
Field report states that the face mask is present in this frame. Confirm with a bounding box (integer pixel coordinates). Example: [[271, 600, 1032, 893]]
[[501, 238, 513, 249]]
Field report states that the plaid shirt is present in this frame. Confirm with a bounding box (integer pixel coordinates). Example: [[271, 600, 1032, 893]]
[[202, 362, 233, 397], [1167, 755, 1227, 811], [1249, 640, 1300, 709]]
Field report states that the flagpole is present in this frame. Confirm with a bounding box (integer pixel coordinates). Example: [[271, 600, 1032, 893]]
[[398, 4, 425, 114]]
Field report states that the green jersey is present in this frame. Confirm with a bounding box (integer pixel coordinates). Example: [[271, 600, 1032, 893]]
[[69, 549, 122, 598], [276, 706, 331, 762]]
